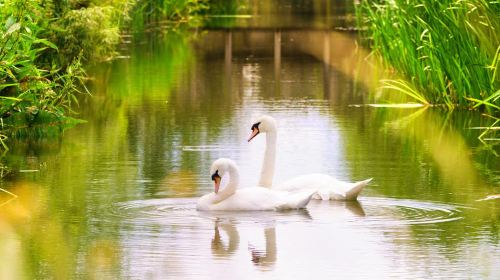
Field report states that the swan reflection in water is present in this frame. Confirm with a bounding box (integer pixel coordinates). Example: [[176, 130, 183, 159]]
[[210, 218, 277, 269], [211, 219, 240, 257], [248, 227, 276, 268], [338, 200, 366, 217], [209, 201, 365, 268]]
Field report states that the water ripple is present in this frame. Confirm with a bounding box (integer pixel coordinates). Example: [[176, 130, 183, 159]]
[[181, 145, 240, 152], [113, 198, 196, 219], [357, 197, 466, 226], [111, 196, 467, 228]]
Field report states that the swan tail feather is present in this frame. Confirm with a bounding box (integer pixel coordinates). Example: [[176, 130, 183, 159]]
[[343, 178, 372, 201]]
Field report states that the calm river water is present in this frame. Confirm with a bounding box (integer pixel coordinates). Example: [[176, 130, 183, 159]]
[[0, 1, 498, 279]]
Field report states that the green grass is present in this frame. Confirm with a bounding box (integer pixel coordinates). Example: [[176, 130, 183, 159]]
[[358, 0, 499, 112]]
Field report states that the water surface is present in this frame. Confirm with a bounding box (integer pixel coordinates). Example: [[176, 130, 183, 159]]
[[0, 1, 499, 279]]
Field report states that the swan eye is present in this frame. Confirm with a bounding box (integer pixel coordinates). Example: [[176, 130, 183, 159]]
[[251, 122, 261, 131], [211, 170, 220, 181]]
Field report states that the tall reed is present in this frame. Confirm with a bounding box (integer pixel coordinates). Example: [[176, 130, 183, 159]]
[[358, 0, 499, 112]]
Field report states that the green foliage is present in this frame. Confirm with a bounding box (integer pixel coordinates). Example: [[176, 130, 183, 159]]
[[55, 7, 121, 64], [358, 0, 500, 112], [0, 0, 216, 151], [131, 0, 209, 29], [203, 0, 242, 15], [51, 0, 135, 65], [201, 0, 247, 28], [0, 0, 91, 150]]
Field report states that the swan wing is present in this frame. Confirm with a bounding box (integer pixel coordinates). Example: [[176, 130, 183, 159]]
[[275, 174, 372, 201], [274, 189, 315, 210]]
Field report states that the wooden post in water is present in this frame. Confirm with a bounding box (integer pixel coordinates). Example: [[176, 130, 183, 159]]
[[225, 30, 232, 64]]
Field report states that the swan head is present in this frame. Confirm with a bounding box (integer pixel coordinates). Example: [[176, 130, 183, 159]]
[[210, 158, 235, 193], [247, 115, 277, 142]]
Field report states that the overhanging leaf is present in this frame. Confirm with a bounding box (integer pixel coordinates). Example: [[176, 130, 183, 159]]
[[34, 38, 58, 50], [4, 22, 21, 37]]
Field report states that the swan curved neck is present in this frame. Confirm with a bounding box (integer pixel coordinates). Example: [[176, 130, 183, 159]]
[[258, 130, 276, 188], [213, 164, 239, 203]]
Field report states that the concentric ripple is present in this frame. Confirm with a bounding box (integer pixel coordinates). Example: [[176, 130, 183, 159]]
[[111, 196, 467, 228], [355, 197, 466, 226], [112, 198, 197, 219], [112, 197, 313, 227]]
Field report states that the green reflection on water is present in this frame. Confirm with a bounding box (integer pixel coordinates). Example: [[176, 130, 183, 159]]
[[338, 105, 499, 249]]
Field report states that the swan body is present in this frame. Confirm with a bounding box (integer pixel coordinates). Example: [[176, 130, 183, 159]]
[[248, 115, 372, 201], [196, 158, 314, 211], [197, 187, 312, 211]]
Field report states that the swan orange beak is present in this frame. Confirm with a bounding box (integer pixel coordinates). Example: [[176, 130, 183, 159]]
[[248, 127, 260, 142], [213, 176, 221, 194]]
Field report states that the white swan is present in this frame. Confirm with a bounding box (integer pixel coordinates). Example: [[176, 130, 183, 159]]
[[196, 158, 314, 211], [248, 115, 372, 200]]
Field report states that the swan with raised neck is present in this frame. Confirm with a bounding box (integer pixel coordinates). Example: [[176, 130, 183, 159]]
[[248, 115, 372, 200], [248, 115, 277, 188]]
